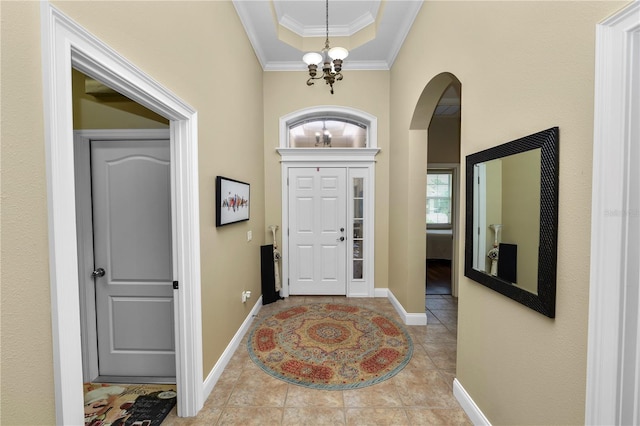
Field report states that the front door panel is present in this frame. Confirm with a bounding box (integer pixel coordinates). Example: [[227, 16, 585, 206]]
[[289, 168, 346, 295]]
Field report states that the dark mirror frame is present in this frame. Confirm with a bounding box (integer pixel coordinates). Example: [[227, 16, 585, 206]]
[[464, 127, 559, 318]]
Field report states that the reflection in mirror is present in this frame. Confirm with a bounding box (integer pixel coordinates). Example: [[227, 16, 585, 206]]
[[472, 149, 541, 294], [465, 127, 558, 318], [289, 118, 367, 148]]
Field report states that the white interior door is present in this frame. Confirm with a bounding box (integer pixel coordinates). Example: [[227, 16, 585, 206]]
[[91, 139, 175, 378], [289, 167, 347, 295]]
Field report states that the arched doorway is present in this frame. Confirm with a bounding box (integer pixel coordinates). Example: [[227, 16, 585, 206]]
[[411, 73, 462, 298]]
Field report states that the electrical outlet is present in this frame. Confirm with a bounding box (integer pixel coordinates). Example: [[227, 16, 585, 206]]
[[242, 290, 252, 303], [247, 230, 252, 241]]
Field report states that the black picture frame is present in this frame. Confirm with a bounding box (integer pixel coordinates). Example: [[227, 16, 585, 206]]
[[464, 127, 559, 318], [216, 176, 250, 227]]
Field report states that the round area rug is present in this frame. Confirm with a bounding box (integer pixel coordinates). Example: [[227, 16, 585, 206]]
[[247, 303, 413, 390]]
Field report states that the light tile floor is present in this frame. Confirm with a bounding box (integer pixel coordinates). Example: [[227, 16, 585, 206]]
[[164, 295, 469, 425]]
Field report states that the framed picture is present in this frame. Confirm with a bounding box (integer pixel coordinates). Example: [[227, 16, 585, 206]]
[[216, 176, 250, 227]]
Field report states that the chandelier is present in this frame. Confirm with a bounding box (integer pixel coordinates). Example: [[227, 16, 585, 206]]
[[302, 0, 349, 94], [315, 121, 332, 147]]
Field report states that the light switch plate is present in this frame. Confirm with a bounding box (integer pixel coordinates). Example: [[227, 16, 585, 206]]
[[247, 230, 252, 241]]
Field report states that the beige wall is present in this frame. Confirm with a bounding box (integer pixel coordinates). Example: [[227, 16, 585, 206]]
[[1, 1, 264, 424], [1, 3, 54, 424], [72, 69, 169, 129], [262, 71, 391, 290], [502, 149, 541, 293], [390, 1, 628, 424], [428, 115, 460, 164]]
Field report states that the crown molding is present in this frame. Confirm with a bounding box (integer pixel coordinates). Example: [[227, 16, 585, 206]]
[[231, 0, 267, 69], [265, 59, 391, 72], [278, 13, 376, 38], [385, 0, 423, 67], [232, 0, 423, 72]]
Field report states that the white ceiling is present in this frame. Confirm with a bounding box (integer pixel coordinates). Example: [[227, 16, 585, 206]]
[[232, 0, 424, 71]]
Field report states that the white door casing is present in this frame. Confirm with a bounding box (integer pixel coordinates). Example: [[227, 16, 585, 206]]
[[278, 106, 379, 298], [91, 139, 176, 378], [428, 163, 461, 297], [472, 163, 487, 272], [289, 168, 347, 295], [41, 4, 202, 422], [586, 2, 640, 425]]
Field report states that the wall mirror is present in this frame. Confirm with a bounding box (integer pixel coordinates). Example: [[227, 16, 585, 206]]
[[464, 127, 559, 317]]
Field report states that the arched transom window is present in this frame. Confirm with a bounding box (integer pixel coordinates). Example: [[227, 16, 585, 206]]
[[288, 118, 367, 148]]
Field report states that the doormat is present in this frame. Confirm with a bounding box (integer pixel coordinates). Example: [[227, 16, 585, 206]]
[[84, 383, 176, 426], [248, 303, 413, 390]]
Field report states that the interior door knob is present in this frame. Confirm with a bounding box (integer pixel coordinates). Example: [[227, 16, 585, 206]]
[[91, 268, 105, 278], [337, 236, 345, 242]]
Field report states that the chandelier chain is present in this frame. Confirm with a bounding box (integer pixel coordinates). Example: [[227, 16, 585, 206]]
[[325, 0, 329, 45]]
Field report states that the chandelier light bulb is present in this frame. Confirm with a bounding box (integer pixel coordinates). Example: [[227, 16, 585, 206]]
[[303, 52, 323, 66], [328, 46, 349, 61]]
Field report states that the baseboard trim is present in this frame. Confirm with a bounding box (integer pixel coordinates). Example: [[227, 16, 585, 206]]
[[386, 288, 427, 326], [453, 378, 492, 425], [374, 288, 388, 298], [202, 295, 263, 398]]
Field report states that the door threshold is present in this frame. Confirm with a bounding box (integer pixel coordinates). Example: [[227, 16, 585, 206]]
[[93, 375, 176, 385]]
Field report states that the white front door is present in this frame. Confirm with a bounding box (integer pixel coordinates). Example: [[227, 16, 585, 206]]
[[289, 167, 347, 295], [91, 138, 175, 378]]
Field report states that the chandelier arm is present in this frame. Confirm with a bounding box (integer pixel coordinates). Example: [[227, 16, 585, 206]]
[[308, 74, 324, 81], [307, 75, 325, 86]]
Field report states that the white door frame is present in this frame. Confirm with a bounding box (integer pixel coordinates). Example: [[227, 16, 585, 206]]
[[277, 106, 379, 298], [74, 129, 172, 382], [41, 4, 203, 423], [586, 1, 640, 424], [427, 163, 461, 297]]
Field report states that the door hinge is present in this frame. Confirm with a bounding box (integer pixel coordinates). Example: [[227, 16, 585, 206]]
[[173, 281, 179, 289]]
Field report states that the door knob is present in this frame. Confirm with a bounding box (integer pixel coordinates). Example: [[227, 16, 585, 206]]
[[337, 236, 345, 242], [340, 227, 345, 232], [91, 268, 105, 278]]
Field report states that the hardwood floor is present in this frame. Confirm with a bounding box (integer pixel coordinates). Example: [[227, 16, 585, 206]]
[[426, 259, 452, 295]]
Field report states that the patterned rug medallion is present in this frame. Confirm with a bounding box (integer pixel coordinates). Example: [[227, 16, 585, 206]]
[[248, 303, 413, 390]]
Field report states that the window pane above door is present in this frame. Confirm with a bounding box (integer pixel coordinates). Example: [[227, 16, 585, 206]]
[[289, 119, 367, 148]]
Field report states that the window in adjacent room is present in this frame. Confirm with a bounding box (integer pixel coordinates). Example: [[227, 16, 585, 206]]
[[426, 170, 453, 228]]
